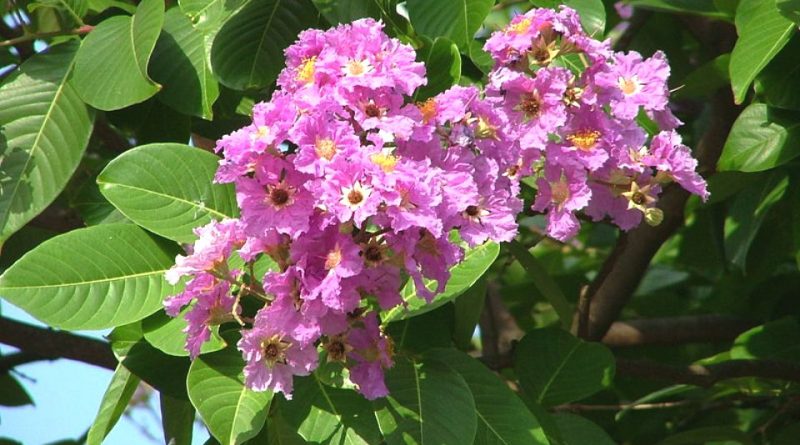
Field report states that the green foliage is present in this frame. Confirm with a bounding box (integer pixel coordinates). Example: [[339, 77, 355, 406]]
[[72, 0, 165, 110], [383, 241, 500, 323], [729, 0, 796, 104], [0, 224, 179, 329], [86, 364, 141, 445], [97, 143, 238, 243], [406, 0, 494, 50], [2, 0, 800, 444], [210, 0, 319, 90], [374, 355, 477, 445], [515, 328, 615, 407], [719, 104, 800, 172], [0, 41, 93, 243], [280, 376, 383, 444], [187, 340, 274, 445]]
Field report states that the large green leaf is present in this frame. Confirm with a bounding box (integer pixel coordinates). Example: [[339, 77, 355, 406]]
[[724, 171, 789, 269], [515, 328, 615, 407], [431, 348, 550, 445], [122, 339, 191, 399], [150, 8, 220, 120], [0, 224, 180, 330], [179, 0, 246, 33], [72, 0, 165, 110], [755, 36, 800, 111], [86, 364, 140, 445], [161, 393, 196, 445], [414, 37, 461, 101], [142, 309, 227, 357], [187, 341, 273, 445], [382, 241, 499, 323], [210, 0, 319, 90], [406, 0, 493, 49], [731, 318, 800, 362], [531, 0, 605, 36], [656, 427, 753, 445], [97, 143, 237, 243], [729, 0, 796, 104], [553, 413, 616, 445], [675, 53, 730, 99], [625, 0, 732, 20], [374, 355, 477, 445], [0, 41, 93, 243], [718, 104, 800, 172], [279, 376, 383, 444]]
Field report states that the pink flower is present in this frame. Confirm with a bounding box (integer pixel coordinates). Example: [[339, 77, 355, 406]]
[[165, 219, 243, 285]]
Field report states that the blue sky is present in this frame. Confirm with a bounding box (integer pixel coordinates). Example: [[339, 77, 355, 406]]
[[0, 302, 209, 445]]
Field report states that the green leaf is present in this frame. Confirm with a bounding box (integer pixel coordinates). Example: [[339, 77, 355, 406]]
[[406, 0, 493, 49], [452, 277, 486, 350], [150, 8, 220, 120], [724, 171, 789, 269], [382, 241, 499, 323], [531, 0, 605, 36], [122, 340, 191, 399], [161, 393, 195, 445], [188, 340, 273, 445], [87, 0, 136, 14], [0, 41, 93, 243], [553, 413, 616, 445], [515, 328, 615, 407], [179, 0, 246, 33], [70, 177, 129, 226], [507, 240, 573, 330], [656, 427, 753, 445], [72, 0, 165, 110], [778, 0, 800, 23], [374, 355, 477, 445], [0, 373, 33, 407], [430, 348, 551, 445], [280, 375, 383, 444], [731, 318, 800, 362], [625, 0, 732, 20], [142, 309, 227, 357], [729, 0, 795, 104], [755, 36, 800, 111], [0, 224, 180, 330], [97, 143, 237, 243], [675, 53, 730, 99], [86, 364, 140, 445], [210, 0, 319, 90], [313, 0, 411, 38], [414, 37, 461, 101], [719, 104, 800, 172]]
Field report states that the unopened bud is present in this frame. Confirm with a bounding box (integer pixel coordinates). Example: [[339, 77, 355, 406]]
[[644, 207, 664, 226]]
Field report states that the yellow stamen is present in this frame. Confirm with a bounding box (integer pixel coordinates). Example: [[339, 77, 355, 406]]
[[296, 56, 316, 84], [567, 130, 601, 152]]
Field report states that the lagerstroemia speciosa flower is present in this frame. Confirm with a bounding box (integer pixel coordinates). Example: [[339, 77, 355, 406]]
[[163, 9, 707, 400]]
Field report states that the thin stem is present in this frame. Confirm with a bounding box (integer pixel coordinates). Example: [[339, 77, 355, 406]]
[[0, 24, 93, 47]]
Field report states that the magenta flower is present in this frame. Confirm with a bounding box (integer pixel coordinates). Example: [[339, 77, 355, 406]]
[[595, 50, 670, 120], [347, 313, 393, 399], [238, 302, 318, 398], [532, 162, 592, 241], [165, 219, 243, 285]]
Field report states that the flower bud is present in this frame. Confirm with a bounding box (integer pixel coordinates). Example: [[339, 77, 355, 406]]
[[644, 207, 664, 226]]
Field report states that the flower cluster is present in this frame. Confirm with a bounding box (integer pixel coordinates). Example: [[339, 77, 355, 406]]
[[163, 8, 707, 400], [484, 7, 707, 240]]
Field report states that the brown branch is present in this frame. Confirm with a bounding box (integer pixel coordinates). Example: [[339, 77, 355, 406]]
[[0, 351, 53, 373], [0, 316, 117, 371], [616, 358, 800, 387], [602, 315, 757, 347], [479, 281, 524, 369]]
